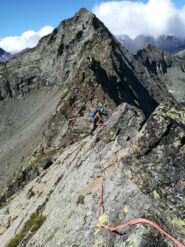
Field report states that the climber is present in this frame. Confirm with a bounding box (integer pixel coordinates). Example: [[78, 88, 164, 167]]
[[90, 105, 107, 134]]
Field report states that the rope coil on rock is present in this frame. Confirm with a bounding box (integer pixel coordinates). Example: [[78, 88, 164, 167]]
[[95, 146, 185, 247]]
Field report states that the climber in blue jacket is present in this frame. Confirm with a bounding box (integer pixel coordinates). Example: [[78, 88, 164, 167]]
[[89, 105, 106, 134]]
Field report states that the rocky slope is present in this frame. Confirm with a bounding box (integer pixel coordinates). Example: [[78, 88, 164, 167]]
[[0, 8, 185, 247], [0, 100, 185, 247], [0, 87, 61, 185]]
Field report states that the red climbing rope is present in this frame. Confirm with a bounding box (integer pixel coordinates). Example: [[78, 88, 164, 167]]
[[95, 148, 185, 247]]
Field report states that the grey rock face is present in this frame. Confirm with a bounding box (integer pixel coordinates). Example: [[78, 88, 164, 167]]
[[117, 35, 185, 103], [0, 102, 184, 247], [136, 44, 185, 102]]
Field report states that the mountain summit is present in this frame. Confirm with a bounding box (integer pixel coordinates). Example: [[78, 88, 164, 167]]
[[0, 8, 158, 112], [0, 9, 185, 247]]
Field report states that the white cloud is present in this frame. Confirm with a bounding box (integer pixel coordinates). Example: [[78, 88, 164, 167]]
[[93, 0, 185, 38], [0, 26, 54, 53]]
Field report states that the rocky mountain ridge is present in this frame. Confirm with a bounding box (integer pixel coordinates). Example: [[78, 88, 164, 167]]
[[0, 48, 12, 62], [177, 49, 185, 59], [117, 34, 185, 54], [0, 8, 162, 188], [0, 100, 185, 247], [0, 8, 184, 247]]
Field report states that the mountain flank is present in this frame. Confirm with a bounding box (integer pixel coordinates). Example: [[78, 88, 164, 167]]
[[0, 8, 184, 247], [0, 8, 161, 187]]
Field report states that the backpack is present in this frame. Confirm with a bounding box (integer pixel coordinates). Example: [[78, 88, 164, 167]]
[[90, 108, 97, 119]]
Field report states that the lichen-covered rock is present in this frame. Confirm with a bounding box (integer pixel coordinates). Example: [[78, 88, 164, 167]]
[[0, 101, 184, 247]]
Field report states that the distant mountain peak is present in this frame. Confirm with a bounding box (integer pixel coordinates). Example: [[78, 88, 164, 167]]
[[0, 48, 12, 62], [117, 34, 185, 54]]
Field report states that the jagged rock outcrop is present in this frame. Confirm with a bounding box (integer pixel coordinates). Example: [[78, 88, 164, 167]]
[[0, 101, 184, 247], [177, 50, 185, 59], [136, 44, 185, 102]]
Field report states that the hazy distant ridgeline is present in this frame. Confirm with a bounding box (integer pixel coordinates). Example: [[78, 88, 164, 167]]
[[117, 34, 185, 54]]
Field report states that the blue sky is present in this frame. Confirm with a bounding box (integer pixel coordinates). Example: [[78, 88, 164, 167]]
[[1, 0, 185, 53], [0, 0, 184, 38], [0, 0, 95, 37]]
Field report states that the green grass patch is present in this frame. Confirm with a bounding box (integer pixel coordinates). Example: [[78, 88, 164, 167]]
[[28, 149, 58, 168], [6, 213, 46, 247]]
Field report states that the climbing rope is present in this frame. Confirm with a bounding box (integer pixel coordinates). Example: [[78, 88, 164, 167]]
[[95, 147, 185, 247]]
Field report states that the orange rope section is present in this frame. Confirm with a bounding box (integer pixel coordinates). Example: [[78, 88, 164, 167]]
[[95, 150, 185, 247]]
